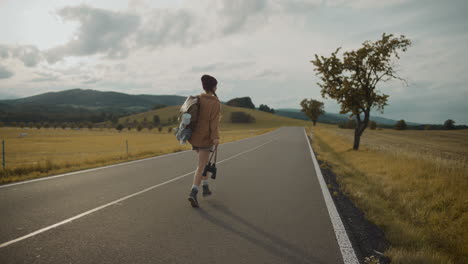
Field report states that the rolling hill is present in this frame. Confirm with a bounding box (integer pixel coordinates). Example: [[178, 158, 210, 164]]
[[0, 88, 186, 109], [0, 89, 186, 123], [118, 104, 312, 129], [0, 88, 424, 128]]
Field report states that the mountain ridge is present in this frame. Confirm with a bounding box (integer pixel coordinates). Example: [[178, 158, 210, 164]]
[[0, 88, 187, 123], [0, 89, 427, 126], [1, 88, 186, 108]]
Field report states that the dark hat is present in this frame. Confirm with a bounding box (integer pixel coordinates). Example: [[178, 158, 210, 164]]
[[201, 74, 217, 91]]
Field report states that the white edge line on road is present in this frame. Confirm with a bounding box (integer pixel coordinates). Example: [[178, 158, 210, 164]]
[[0, 128, 281, 189], [303, 128, 360, 264], [0, 138, 275, 249]]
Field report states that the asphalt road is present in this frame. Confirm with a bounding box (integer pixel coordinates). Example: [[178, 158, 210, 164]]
[[0, 127, 347, 264]]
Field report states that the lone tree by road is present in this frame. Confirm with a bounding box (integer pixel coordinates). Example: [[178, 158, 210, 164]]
[[300, 99, 324, 126], [444, 119, 455, 130], [311, 33, 411, 150], [394, 120, 407, 130]]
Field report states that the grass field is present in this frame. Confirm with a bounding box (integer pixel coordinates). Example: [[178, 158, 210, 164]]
[[0, 106, 310, 184], [0, 127, 276, 184], [308, 124, 468, 264]]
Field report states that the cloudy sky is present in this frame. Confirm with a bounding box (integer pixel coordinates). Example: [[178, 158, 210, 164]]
[[0, 0, 467, 124]]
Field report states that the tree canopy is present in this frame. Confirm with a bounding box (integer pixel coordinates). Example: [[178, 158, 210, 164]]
[[258, 104, 275, 114], [444, 119, 455, 130], [394, 120, 407, 130], [300, 99, 325, 126], [311, 33, 411, 149], [226, 97, 256, 109]]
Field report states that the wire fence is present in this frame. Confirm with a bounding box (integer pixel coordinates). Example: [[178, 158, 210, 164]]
[[0, 127, 267, 173], [0, 138, 189, 170], [2, 140, 5, 169]]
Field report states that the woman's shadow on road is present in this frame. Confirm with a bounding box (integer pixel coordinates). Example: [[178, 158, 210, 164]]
[[195, 200, 327, 264]]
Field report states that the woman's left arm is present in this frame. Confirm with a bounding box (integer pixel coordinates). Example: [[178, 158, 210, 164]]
[[209, 102, 221, 143]]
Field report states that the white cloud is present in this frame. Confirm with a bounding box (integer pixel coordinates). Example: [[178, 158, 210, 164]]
[[325, 0, 408, 9], [191, 61, 255, 73], [136, 8, 198, 48], [0, 64, 14, 79], [0, 0, 467, 124], [217, 0, 269, 34], [29, 71, 60, 83], [46, 5, 140, 63], [0, 44, 43, 67]]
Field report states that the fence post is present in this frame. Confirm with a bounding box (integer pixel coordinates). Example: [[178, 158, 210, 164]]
[[126, 140, 129, 158], [2, 140, 5, 170]]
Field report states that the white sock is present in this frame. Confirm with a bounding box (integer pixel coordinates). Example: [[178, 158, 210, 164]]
[[191, 184, 199, 191], [202, 180, 209, 186]]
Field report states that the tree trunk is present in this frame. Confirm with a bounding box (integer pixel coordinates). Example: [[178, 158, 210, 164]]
[[353, 127, 361, 150], [352, 110, 370, 150], [313, 120, 317, 126]]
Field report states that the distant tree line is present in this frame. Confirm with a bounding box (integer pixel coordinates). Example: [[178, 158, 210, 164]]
[[0, 113, 182, 133], [337, 118, 467, 130], [0, 110, 122, 124], [115, 114, 178, 132]]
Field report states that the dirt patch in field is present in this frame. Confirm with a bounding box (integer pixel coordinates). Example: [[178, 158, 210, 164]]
[[317, 158, 391, 264]]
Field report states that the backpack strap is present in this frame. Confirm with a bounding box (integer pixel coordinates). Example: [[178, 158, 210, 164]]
[[213, 145, 218, 164], [208, 145, 218, 164], [180, 95, 199, 113], [196, 95, 201, 122]]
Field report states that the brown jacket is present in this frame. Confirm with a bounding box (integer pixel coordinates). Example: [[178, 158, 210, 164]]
[[188, 93, 221, 147]]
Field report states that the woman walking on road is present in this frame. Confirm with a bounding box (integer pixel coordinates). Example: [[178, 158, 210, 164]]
[[187, 74, 221, 207]]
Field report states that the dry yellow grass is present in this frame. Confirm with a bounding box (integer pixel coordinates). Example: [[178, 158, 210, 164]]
[[330, 126, 468, 169], [308, 123, 468, 264], [0, 126, 275, 184]]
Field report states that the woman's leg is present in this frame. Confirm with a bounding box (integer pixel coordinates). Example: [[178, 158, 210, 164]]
[[192, 149, 210, 186], [188, 149, 211, 207]]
